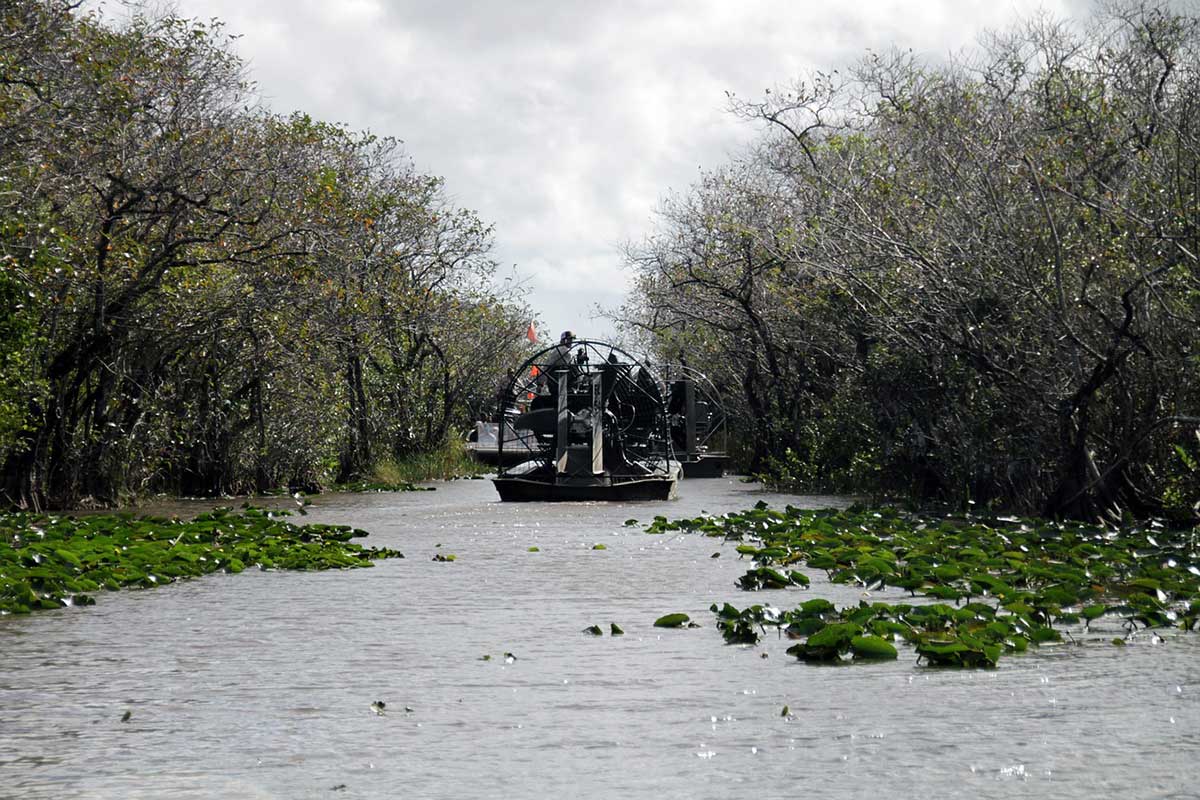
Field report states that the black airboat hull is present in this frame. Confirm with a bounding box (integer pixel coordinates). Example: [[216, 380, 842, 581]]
[[680, 454, 727, 478], [492, 476, 678, 502]]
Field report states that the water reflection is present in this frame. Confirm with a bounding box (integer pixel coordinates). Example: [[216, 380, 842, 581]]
[[2, 478, 1198, 799]]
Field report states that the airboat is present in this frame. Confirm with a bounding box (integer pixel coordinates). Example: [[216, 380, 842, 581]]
[[492, 339, 679, 501], [663, 364, 728, 478]]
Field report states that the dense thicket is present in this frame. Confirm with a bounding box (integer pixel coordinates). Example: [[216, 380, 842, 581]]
[[0, 1, 529, 509], [621, 1, 1199, 522]]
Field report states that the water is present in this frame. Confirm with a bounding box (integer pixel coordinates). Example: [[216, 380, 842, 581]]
[[2, 478, 1198, 799]]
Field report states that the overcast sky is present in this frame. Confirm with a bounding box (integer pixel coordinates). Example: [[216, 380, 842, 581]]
[[108, 0, 1083, 342]]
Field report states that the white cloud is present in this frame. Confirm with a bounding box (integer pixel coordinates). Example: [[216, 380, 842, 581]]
[[103, 0, 1080, 340]]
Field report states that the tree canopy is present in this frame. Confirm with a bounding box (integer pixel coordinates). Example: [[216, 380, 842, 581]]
[[1, 1, 530, 508], [620, 0, 1200, 522]]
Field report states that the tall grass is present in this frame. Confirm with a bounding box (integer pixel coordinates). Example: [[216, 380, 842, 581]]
[[370, 436, 487, 484]]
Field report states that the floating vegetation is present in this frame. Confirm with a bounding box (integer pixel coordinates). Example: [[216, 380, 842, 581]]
[[583, 624, 604, 635], [332, 481, 436, 493], [647, 503, 1200, 667], [654, 613, 693, 628], [610, 623, 624, 635], [0, 506, 404, 615], [737, 566, 810, 591], [431, 553, 457, 562]]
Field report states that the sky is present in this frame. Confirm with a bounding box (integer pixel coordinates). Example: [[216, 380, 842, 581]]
[[103, 0, 1083, 343]]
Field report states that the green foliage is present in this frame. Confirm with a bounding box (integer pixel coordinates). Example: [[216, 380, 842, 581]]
[[1160, 438, 1200, 523], [736, 566, 809, 590], [372, 436, 489, 485], [711, 602, 768, 644], [655, 502, 1200, 667], [0, 506, 403, 615], [850, 635, 898, 660], [624, 2, 1200, 521], [0, 266, 43, 463], [0, 3, 530, 508]]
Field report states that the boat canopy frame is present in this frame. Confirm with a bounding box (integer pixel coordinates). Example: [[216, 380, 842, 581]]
[[661, 363, 728, 463]]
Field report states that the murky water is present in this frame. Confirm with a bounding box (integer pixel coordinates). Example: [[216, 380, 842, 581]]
[[2, 477, 1198, 799]]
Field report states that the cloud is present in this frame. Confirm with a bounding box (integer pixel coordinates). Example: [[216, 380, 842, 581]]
[[123, 0, 1076, 339]]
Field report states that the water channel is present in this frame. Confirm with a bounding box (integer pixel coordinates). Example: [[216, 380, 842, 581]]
[[2, 477, 1198, 799]]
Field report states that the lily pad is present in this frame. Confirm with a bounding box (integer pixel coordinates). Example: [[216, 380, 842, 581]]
[[644, 502, 1200, 668], [0, 509, 405, 615], [850, 635, 898, 660]]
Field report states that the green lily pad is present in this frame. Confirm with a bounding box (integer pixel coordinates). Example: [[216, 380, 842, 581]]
[[850, 635, 898, 660]]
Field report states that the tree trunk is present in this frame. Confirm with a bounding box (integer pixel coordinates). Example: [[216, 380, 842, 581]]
[[337, 346, 371, 482]]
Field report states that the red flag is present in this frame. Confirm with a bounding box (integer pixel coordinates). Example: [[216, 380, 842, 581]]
[[525, 322, 538, 343]]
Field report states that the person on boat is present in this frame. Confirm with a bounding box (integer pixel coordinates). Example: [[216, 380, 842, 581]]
[[519, 330, 579, 437], [539, 330, 576, 388]]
